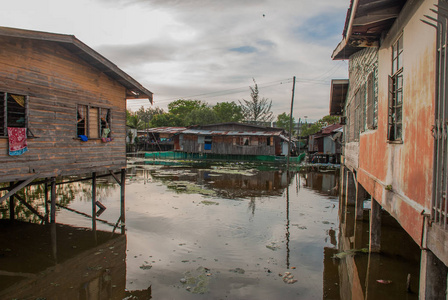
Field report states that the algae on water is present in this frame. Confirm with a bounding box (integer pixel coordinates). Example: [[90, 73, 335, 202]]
[[182, 266, 211, 294]]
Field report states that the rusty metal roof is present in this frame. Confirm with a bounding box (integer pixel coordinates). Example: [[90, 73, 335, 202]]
[[181, 129, 296, 142], [332, 0, 407, 60], [0, 26, 153, 102], [181, 129, 284, 136], [141, 127, 187, 134]]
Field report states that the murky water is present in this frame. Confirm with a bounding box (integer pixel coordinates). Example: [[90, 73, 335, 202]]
[[0, 160, 420, 299]]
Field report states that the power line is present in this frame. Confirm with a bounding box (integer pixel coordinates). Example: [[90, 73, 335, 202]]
[[127, 76, 332, 109]]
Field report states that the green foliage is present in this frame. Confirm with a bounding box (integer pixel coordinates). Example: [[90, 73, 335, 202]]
[[301, 123, 323, 137], [276, 113, 296, 135], [126, 112, 143, 129], [185, 106, 219, 125], [137, 106, 164, 128], [319, 115, 339, 126], [299, 115, 340, 137], [168, 99, 206, 116], [239, 79, 274, 124], [213, 101, 243, 123], [151, 113, 183, 127]]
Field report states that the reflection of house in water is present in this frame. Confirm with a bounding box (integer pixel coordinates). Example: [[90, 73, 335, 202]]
[[201, 170, 292, 199], [332, 204, 421, 300], [0, 222, 127, 299], [302, 172, 339, 196]]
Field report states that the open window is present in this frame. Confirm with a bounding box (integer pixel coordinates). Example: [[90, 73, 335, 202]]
[[388, 35, 403, 142], [0, 92, 28, 137], [77, 104, 111, 139]]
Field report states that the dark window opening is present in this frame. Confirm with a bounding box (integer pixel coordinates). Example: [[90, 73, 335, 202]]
[[0, 92, 28, 137]]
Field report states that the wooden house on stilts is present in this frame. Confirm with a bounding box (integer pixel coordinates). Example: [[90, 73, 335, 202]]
[[0, 27, 152, 228]]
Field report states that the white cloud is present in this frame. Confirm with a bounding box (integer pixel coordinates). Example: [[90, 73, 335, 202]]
[[1, 0, 350, 120]]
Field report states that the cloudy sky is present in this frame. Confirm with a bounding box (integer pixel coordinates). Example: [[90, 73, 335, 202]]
[[2, 0, 349, 121]]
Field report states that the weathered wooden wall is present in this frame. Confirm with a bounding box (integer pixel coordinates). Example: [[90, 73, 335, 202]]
[[0, 36, 128, 183], [180, 134, 277, 156]]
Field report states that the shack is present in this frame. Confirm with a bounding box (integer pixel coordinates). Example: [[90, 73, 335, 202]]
[[0, 26, 152, 225], [308, 124, 343, 164], [137, 127, 186, 151], [174, 122, 296, 157]]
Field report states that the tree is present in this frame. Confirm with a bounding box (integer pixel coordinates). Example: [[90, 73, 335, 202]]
[[239, 79, 274, 125], [150, 113, 183, 127], [299, 115, 340, 137], [276, 113, 296, 135], [301, 123, 323, 137], [136, 106, 164, 129], [319, 115, 339, 126], [185, 106, 219, 125], [168, 99, 207, 116], [126, 110, 143, 129], [213, 101, 243, 123]]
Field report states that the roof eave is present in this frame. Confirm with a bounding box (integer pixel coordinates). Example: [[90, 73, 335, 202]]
[[0, 26, 153, 103]]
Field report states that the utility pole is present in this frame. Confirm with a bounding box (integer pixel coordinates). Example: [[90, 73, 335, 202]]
[[287, 76, 296, 171]]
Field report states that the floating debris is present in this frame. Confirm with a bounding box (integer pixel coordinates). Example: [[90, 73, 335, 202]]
[[182, 266, 211, 294], [332, 248, 369, 259], [266, 242, 281, 251], [229, 268, 245, 274], [377, 279, 393, 284], [281, 272, 298, 284], [200, 200, 219, 206], [139, 264, 152, 270]]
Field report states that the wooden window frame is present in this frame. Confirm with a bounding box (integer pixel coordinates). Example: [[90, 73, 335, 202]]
[[0, 92, 29, 137], [388, 35, 403, 142], [76, 104, 111, 139]]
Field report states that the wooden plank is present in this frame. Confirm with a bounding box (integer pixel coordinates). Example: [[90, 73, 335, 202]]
[[14, 193, 45, 221], [0, 174, 40, 204]]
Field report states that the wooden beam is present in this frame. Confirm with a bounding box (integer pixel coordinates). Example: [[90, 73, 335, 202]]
[[0, 174, 40, 204], [109, 170, 122, 185], [13, 194, 45, 221]]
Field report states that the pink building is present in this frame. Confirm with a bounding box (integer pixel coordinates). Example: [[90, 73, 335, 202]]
[[331, 0, 447, 297]]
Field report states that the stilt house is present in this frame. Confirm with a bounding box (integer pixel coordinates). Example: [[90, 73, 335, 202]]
[[330, 0, 448, 298], [174, 122, 295, 157], [0, 27, 152, 223]]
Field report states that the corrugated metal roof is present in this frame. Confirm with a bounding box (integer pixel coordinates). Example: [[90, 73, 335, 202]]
[[181, 129, 284, 137], [142, 127, 187, 134]]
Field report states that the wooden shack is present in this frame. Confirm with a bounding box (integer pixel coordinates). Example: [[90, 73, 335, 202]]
[[174, 122, 294, 157], [0, 26, 152, 224]]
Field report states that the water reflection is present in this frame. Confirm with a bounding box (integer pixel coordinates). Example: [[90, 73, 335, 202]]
[[336, 190, 421, 299], [1, 162, 345, 299], [0, 221, 127, 300]]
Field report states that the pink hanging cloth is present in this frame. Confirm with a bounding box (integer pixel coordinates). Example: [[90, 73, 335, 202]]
[[8, 127, 28, 156]]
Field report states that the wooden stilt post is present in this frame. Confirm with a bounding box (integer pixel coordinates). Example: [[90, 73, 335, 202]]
[[120, 168, 126, 234], [50, 177, 56, 223], [355, 182, 364, 221], [369, 198, 381, 252], [9, 182, 14, 223], [44, 179, 49, 223], [92, 172, 97, 233], [346, 171, 356, 206], [51, 222, 58, 264]]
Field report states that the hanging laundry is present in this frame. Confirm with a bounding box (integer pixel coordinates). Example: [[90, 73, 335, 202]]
[[8, 127, 28, 156]]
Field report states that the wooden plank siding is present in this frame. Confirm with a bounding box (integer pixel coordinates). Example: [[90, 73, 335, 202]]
[[181, 134, 278, 156], [0, 35, 130, 182]]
